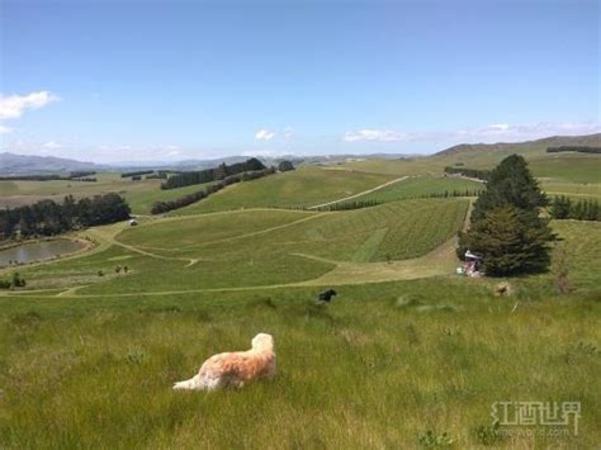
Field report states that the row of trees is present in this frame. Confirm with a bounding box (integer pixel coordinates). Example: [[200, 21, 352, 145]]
[[318, 199, 381, 211], [0, 193, 131, 240], [424, 189, 483, 199], [0, 171, 97, 181], [550, 196, 601, 221], [161, 158, 266, 190], [443, 166, 491, 180], [547, 146, 601, 154], [317, 189, 484, 212], [458, 155, 556, 276], [121, 170, 155, 178], [151, 167, 276, 214]]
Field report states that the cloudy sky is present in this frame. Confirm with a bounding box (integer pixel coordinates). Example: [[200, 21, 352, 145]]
[[1, 0, 599, 163]]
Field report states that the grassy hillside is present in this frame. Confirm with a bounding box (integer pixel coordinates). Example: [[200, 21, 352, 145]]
[[2, 135, 598, 215], [346, 175, 483, 204], [339, 134, 601, 185], [1, 140, 600, 449], [0, 173, 217, 215], [176, 166, 396, 214], [433, 133, 601, 161], [9, 198, 468, 294], [1, 219, 600, 449]]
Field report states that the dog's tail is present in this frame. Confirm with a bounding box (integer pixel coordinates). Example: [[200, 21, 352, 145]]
[[173, 374, 204, 390]]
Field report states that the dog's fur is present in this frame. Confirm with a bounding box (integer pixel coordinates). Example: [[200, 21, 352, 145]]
[[318, 289, 337, 302], [173, 333, 276, 391]]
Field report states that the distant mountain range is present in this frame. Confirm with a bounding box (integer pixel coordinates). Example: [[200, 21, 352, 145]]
[[2, 133, 599, 175], [0, 152, 104, 175], [434, 133, 601, 158], [0, 152, 411, 175]]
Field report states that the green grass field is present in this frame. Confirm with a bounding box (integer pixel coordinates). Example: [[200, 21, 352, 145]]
[[8, 198, 468, 294], [175, 166, 397, 214], [346, 175, 483, 204], [1, 154, 600, 449], [1, 219, 600, 448], [0, 173, 216, 215]]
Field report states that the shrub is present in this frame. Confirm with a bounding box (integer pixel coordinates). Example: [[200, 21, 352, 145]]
[[11, 272, 26, 288], [474, 421, 503, 446], [417, 430, 454, 448], [278, 160, 295, 172]]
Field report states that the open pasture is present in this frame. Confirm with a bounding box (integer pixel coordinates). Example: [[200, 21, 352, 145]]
[[0, 173, 215, 215], [338, 146, 600, 184], [345, 175, 483, 204], [1, 233, 600, 449], [175, 166, 396, 214], [1, 157, 600, 450], [8, 198, 468, 295]]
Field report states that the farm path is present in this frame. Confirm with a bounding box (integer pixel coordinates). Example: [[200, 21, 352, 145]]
[[307, 176, 409, 209]]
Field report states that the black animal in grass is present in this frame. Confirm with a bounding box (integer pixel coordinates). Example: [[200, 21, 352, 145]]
[[317, 289, 338, 303]]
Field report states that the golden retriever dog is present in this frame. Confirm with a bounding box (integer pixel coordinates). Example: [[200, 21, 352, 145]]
[[173, 333, 276, 391]]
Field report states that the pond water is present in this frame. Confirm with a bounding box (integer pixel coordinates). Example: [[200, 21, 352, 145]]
[[0, 239, 86, 267]]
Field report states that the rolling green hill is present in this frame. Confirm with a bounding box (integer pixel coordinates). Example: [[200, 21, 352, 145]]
[[175, 166, 397, 214], [1, 216, 600, 449], [341, 133, 601, 184], [11, 198, 468, 294]]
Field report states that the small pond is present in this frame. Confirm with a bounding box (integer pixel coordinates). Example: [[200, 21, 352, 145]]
[[0, 239, 86, 267]]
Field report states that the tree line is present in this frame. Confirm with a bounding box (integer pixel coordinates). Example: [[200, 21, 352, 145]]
[[121, 170, 155, 178], [151, 167, 276, 214], [0, 171, 97, 182], [424, 189, 483, 199], [443, 166, 491, 180], [0, 193, 131, 240], [550, 196, 601, 221], [160, 158, 266, 190], [317, 199, 381, 211], [546, 146, 601, 154]]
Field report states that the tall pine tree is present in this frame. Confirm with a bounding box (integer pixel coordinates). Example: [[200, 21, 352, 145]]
[[458, 154, 556, 276]]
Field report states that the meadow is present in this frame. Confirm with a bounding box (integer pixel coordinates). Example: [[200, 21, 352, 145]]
[[346, 175, 483, 204], [1, 221, 600, 448], [175, 166, 397, 214], [9, 197, 468, 294], [0, 173, 215, 215], [1, 149, 600, 449]]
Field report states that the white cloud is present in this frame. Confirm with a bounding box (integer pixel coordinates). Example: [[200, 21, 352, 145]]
[[487, 123, 510, 131], [343, 129, 406, 142], [0, 124, 12, 134], [255, 129, 276, 141], [0, 91, 60, 120], [165, 147, 181, 157], [43, 140, 62, 149]]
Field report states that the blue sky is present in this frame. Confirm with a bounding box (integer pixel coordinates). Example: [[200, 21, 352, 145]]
[[1, 0, 599, 163]]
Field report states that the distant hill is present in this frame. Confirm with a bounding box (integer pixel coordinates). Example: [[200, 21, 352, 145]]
[[0, 152, 102, 175], [435, 133, 601, 159]]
